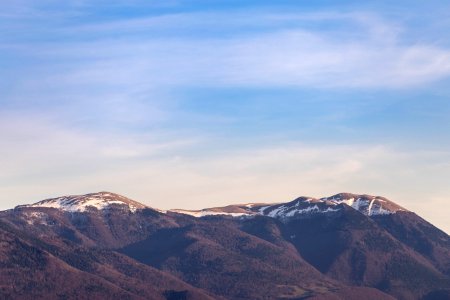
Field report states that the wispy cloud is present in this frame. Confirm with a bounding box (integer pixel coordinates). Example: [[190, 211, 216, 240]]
[[5, 11, 450, 94], [0, 113, 198, 182]]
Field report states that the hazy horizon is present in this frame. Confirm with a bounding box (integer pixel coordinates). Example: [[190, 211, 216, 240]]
[[1, 1, 449, 233]]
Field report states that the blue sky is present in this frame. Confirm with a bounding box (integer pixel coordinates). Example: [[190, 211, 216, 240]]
[[1, 1, 450, 232]]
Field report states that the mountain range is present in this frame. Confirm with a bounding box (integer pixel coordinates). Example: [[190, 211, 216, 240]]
[[1, 191, 449, 299]]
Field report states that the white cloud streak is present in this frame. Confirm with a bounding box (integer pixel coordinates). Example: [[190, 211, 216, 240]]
[[9, 11, 449, 90], [4, 11, 450, 95]]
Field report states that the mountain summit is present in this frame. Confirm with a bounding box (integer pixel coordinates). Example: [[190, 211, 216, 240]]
[[20, 191, 147, 213], [321, 193, 406, 215]]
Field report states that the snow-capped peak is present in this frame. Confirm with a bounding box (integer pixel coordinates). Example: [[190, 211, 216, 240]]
[[169, 193, 406, 220], [321, 193, 405, 216], [21, 192, 147, 213]]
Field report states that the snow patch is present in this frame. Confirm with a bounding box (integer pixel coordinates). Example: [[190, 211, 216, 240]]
[[326, 196, 398, 216], [22, 211, 48, 225], [258, 205, 270, 214], [24, 193, 141, 213], [264, 204, 340, 219], [170, 209, 251, 218]]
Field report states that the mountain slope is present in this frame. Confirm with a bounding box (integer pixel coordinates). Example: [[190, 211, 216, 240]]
[[0, 211, 216, 300], [373, 211, 450, 276], [278, 205, 449, 299], [120, 216, 345, 299]]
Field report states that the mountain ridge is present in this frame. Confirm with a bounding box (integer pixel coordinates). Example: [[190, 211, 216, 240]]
[[168, 192, 407, 220], [1, 191, 449, 300]]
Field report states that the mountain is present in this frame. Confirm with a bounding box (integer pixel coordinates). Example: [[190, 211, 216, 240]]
[[18, 191, 148, 213], [1, 191, 449, 299], [0, 217, 214, 300], [169, 193, 405, 218]]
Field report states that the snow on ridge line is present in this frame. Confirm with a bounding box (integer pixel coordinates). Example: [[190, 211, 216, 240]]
[[22, 192, 403, 218], [169, 194, 403, 219], [169, 204, 342, 219], [322, 196, 404, 216], [267, 205, 341, 218], [24, 194, 142, 213], [169, 209, 251, 217]]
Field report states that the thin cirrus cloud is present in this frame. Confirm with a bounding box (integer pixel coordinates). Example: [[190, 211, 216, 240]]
[[3, 10, 450, 131], [10, 11, 450, 92], [0, 113, 198, 181], [4, 10, 450, 139]]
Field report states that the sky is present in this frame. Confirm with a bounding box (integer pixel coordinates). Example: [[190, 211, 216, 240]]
[[1, 1, 449, 233]]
